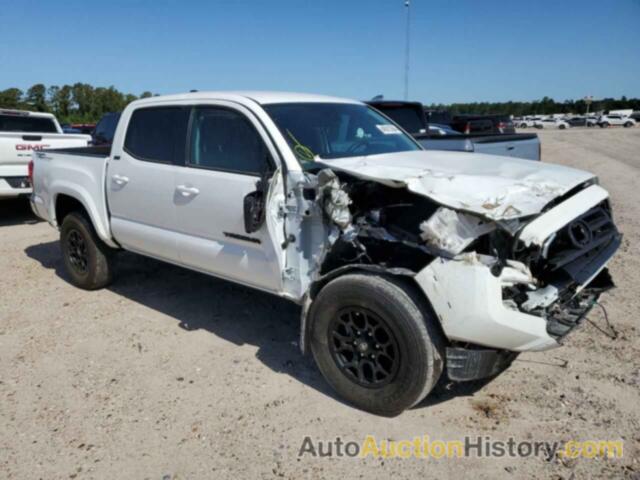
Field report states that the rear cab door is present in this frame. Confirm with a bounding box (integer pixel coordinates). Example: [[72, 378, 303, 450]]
[[107, 104, 189, 263]]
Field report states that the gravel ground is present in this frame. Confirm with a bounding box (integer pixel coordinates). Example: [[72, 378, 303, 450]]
[[1, 127, 638, 479]]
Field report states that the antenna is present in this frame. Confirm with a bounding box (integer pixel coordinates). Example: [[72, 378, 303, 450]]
[[404, 0, 411, 100]]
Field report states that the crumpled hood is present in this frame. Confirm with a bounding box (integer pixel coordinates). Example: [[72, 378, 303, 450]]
[[317, 150, 595, 220]]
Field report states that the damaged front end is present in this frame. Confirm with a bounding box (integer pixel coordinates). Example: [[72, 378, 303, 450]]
[[292, 165, 620, 381]]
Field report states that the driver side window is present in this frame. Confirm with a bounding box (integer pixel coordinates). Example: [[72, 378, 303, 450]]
[[188, 107, 272, 175]]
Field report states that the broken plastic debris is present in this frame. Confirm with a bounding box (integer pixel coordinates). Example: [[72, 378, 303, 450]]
[[317, 169, 352, 230], [420, 207, 495, 255], [521, 285, 560, 311]]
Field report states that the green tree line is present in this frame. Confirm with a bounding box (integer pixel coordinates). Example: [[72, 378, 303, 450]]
[[427, 96, 640, 116], [0, 84, 156, 124], [2, 84, 638, 121]]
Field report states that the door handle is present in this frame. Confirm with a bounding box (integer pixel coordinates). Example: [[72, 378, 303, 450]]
[[176, 185, 200, 197], [112, 174, 129, 186]]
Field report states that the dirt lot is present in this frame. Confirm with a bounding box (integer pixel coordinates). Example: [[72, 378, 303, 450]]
[[1, 127, 639, 479]]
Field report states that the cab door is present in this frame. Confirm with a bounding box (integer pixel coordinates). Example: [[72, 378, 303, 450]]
[[172, 103, 284, 293], [107, 106, 189, 263]]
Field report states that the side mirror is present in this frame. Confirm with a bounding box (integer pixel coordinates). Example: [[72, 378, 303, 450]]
[[243, 176, 269, 234]]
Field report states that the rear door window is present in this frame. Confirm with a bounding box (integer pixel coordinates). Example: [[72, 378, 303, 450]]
[[0, 114, 58, 133], [124, 107, 189, 164]]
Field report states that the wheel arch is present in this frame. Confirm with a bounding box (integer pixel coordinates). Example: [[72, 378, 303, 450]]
[[50, 185, 117, 248], [299, 264, 447, 355]]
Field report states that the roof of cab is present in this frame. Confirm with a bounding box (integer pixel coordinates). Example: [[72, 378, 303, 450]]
[[130, 91, 361, 107]]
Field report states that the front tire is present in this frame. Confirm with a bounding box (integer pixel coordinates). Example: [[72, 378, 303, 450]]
[[309, 274, 444, 416], [60, 212, 114, 290], [624, 122, 633, 128]]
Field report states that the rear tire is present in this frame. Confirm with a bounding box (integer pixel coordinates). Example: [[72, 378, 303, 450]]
[[309, 273, 444, 416], [600, 122, 609, 128], [624, 122, 633, 128], [559, 124, 566, 130], [60, 212, 114, 290]]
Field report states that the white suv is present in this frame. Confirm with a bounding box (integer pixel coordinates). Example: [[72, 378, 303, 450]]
[[598, 114, 636, 128], [536, 118, 570, 130]]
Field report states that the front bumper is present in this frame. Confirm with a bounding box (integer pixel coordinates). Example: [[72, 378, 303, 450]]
[[415, 183, 620, 353], [416, 256, 562, 351]]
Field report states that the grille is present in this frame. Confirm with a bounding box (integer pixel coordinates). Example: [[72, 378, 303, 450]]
[[544, 202, 620, 285]]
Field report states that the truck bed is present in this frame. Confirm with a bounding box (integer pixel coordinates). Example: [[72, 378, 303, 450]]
[[414, 132, 540, 161], [30, 147, 114, 246]]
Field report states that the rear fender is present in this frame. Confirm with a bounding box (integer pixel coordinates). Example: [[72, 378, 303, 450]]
[[50, 181, 117, 248]]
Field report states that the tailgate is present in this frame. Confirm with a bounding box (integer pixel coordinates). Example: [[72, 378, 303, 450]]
[[0, 133, 91, 174]]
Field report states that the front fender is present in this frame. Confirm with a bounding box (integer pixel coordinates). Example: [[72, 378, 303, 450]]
[[299, 264, 415, 355]]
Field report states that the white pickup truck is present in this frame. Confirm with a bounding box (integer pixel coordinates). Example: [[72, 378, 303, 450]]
[[30, 92, 621, 416], [0, 110, 90, 198]]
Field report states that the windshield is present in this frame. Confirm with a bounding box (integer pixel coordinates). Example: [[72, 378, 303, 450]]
[[263, 103, 421, 163]]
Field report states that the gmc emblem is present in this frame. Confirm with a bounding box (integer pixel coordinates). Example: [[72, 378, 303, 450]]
[[16, 144, 50, 151]]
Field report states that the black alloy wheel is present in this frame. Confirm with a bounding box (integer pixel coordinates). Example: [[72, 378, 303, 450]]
[[328, 307, 400, 387], [66, 229, 89, 274]]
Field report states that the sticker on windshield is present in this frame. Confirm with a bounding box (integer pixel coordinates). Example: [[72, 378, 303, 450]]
[[376, 124, 402, 135]]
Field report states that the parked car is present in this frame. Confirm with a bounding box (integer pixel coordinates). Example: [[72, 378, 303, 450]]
[[0, 109, 90, 198], [598, 114, 636, 128], [367, 101, 540, 161], [629, 112, 640, 123], [447, 114, 516, 135], [517, 117, 541, 128], [70, 123, 96, 135], [91, 112, 121, 146], [566, 116, 590, 127], [536, 118, 571, 129], [61, 125, 83, 134], [567, 116, 599, 127], [424, 109, 453, 126], [30, 91, 620, 416], [428, 123, 461, 136]]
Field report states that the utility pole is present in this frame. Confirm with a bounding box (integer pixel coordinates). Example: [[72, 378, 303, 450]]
[[404, 0, 411, 100], [584, 95, 593, 116]]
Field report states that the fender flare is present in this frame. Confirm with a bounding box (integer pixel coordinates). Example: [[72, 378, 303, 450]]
[[49, 181, 118, 249], [298, 264, 415, 355]]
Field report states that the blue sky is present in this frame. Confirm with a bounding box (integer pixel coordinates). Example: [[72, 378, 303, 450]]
[[1, 0, 638, 103]]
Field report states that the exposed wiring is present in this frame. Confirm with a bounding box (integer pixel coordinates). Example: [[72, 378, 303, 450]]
[[586, 301, 618, 340], [286, 129, 315, 162]]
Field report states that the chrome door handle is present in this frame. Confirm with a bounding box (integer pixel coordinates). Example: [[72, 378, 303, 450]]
[[176, 185, 200, 197], [112, 174, 129, 186]]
